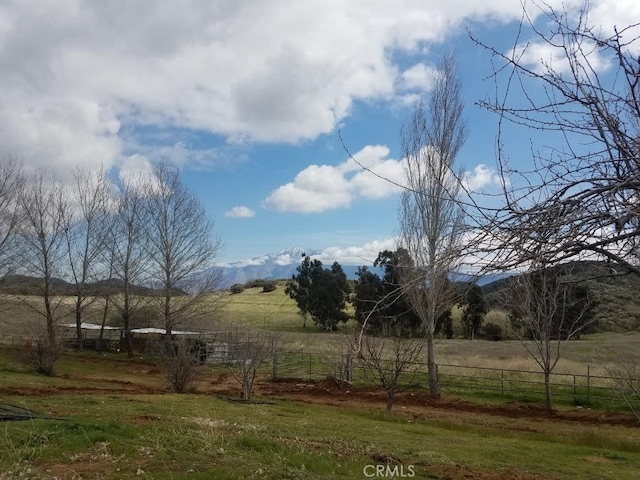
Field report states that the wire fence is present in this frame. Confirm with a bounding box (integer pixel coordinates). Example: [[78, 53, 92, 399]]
[[3, 332, 637, 409], [264, 351, 639, 408]]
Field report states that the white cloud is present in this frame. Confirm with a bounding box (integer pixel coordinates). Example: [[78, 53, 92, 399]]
[[463, 164, 503, 191], [264, 145, 404, 213], [318, 238, 396, 265], [266, 145, 502, 213], [0, 0, 596, 173], [512, 39, 610, 76], [117, 154, 154, 187], [225, 206, 255, 218], [508, 0, 640, 75], [399, 63, 438, 91]]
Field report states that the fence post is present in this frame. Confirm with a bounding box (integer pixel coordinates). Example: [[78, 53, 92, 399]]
[[272, 354, 278, 380], [573, 375, 576, 401], [309, 354, 312, 380], [587, 365, 590, 402], [346, 353, 353, 383], [501, 369, 504, 396]]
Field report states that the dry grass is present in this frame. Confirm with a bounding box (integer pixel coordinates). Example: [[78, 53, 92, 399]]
[[2, 289, 639, 377]]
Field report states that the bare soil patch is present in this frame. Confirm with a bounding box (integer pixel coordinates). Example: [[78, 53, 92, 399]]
[[2, 351, 636, 427], [200, 374, 638, 428]]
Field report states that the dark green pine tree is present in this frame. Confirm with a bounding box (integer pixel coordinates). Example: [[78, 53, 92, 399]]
[[353, 266, 384, 329], [285, 255, 320, 328], [461, 283, 488, 340], [286, 257, 351, 330], [373, 249, 422, 336]]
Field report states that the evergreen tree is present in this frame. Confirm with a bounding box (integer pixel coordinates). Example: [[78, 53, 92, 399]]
[[286, 257, 351, 330], [461, 283, 488, 339], [353, 266, 384, 328], [435, 308, 454, 339], [374, 249, 421, 336]]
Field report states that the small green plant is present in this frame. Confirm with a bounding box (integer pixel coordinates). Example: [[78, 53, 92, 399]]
[[483, 322, 503, 341]]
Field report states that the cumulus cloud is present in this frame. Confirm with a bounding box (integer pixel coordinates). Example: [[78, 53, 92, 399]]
[[266, 146, 503, 213], [264, 145, 405, 213], [463, 164, 503, 191], [1, 0, 606, 173], [225, 206, 256, 218], [512, 39, 611, 76], [399, 63, 438, 91], [318, 238, 396, 265]]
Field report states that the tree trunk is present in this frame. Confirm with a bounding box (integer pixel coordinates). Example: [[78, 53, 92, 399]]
[[123, 313, 134, 358], [243, 376, 252, 401], [386, 390, 395, 415], [99, 297, 109, 341], [44, 295, 56, 345], [426, 329, 440, 399], [164, 294, 174, 354], [544, 370, 553, 412], [75, 304, 83, 351]]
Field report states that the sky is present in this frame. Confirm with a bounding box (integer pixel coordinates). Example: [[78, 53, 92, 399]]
[[1, 0, 638, 268]]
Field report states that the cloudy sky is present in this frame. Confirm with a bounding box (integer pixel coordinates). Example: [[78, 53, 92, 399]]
[[1, 0, 637, 266]]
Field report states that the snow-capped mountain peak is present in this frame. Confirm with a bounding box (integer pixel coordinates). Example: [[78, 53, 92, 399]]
[[219, 247, 319, 287]]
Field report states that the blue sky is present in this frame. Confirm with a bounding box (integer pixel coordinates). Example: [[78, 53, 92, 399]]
[[1, 1, 637, 267]]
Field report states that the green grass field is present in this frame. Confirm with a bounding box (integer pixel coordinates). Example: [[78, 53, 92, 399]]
[[2, 287, 640, 478], [1, 351, 640, 479]]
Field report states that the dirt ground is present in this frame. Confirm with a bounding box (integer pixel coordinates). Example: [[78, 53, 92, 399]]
[[237, 375, 638, 427], [3, 356, 638, 480], [2, 354, 637, 428]]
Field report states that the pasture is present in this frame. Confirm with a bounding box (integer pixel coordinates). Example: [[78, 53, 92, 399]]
[[1, 285, 639, 479]]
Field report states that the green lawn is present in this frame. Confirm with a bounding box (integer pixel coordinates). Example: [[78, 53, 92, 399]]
[[1, 350, 640, 479]]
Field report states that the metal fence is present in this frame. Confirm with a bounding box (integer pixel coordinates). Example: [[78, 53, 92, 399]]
[[266, 352, 639, 408]]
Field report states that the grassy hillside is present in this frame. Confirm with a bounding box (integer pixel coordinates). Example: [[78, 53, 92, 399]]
[[482, 261, 640, 332]]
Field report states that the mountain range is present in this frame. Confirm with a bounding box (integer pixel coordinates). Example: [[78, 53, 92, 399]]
[[217, 247, 352, 288], [217, 246, 508, 288]]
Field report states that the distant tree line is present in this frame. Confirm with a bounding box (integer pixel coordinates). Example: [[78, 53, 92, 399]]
[[285, 248, 499, 339]]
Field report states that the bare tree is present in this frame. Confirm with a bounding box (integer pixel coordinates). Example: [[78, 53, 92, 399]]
[[143, 161, 222, 348], [165, 337, 202, 393], [0, 157, 25, 278], [16, 170, 70, 345], [63, 167, 113, 350], [506, 262, 595, 411], [224, 328, 279, 401], [603, 354, 640, 423], [397, 53, 468, 399], [471, 1, 640, 275], [355, 334, 424, 414], [19, 320, 66, 376], [109, 176, 150, 357]]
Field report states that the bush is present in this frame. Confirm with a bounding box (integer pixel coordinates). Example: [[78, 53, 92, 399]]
[[483, 322, 503, 341], [165, 339, 200, 393], [18, 325, 64, 376], [262, 282, 277, 293], [229, 283, 245, 294], [245, 278, 281, 289]]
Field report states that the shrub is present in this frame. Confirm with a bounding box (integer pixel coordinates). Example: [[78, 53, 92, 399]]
[[18, 325, 64, 376], [165, 339, 200, 393], [229, 283, 245, 294], [262, 282, 277, 293], [483, 322, 503, 341]]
